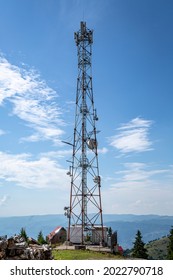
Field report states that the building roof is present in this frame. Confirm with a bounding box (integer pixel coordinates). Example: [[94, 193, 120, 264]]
[[47, 226, 65, 240]]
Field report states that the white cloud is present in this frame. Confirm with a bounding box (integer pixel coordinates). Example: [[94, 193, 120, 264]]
[[0, 57, 32, 103], [0, 151, 69, 190], [0, 195, 9, 206], [102, 162, 173, 215], [110, 162, 169, 189], [98, 147, 109, 154], [102, 184, 173, 215], [0, 129, 5, 136], [0, 55, 65, 144], [109, 117, 153, 154], [40, 149, 72, 159]]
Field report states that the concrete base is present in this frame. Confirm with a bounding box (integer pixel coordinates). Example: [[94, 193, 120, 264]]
[[75, 245, 86, 250], [64, 241, 73, 246]]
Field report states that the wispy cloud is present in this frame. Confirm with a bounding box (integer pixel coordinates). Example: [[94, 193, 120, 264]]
[[0, 151, 69, 189], [0, 195, 9, 206], [0, 129, 5, 136], [98, 147, 109, 154], [102, 162, 173, 215], [0, 55, 65, 144], [40, 149, 72, 159], [111, 162, 170, 189], [108, 117, 153, 154]]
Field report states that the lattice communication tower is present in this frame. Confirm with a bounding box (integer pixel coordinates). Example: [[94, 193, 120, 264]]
[[66, 22, 104, 245]]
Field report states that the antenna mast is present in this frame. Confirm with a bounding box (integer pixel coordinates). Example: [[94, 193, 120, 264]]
[[67, 22, 104, 245]]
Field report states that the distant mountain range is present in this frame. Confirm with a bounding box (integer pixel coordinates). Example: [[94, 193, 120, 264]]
[[0, 214, 172, 249]]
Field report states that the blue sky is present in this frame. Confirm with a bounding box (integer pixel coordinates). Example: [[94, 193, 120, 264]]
[[0, 0, 172, 216]]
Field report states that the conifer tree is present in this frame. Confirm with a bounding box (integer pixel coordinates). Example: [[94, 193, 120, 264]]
[[20, 227, 28, 241], [132, 230, 148, 259], [37, 230, 47, 245], [167, 226, 173, 260], [108, 227, 113, 236]]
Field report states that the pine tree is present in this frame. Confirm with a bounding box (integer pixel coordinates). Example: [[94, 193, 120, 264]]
[[37, 230, 47, 245], [167, 226, 173, 260], [132, 230, 148, 259], [108, 227, 113, 237], [20, 227, 28, 241]]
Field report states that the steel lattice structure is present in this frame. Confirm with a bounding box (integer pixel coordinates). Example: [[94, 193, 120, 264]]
[[66, 22, 104, 245]]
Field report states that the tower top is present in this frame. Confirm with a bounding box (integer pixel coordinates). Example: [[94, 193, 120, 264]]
[[74, 21, 93, 46]]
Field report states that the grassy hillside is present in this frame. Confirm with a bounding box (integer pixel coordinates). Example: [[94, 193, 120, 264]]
[[145, 236, 169, 260]]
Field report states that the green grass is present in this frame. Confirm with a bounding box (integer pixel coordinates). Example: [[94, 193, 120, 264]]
[[52, 249, 124, 260]]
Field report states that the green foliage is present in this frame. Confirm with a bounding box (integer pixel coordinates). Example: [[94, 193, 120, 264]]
[[20, 227, 28, 241], [132, 230, 148, 259], [37, 230, 47, 245], [85, 234, 91, 242], [108, 227, 113, 236], [167, 226, 173, 260], [145, 236, 169, 260]]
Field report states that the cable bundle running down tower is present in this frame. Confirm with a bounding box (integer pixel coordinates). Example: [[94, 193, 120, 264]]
[[67, 22, 104, 245]]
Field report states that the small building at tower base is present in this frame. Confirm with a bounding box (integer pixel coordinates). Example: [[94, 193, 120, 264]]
[[69, 225, 108, 245]]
